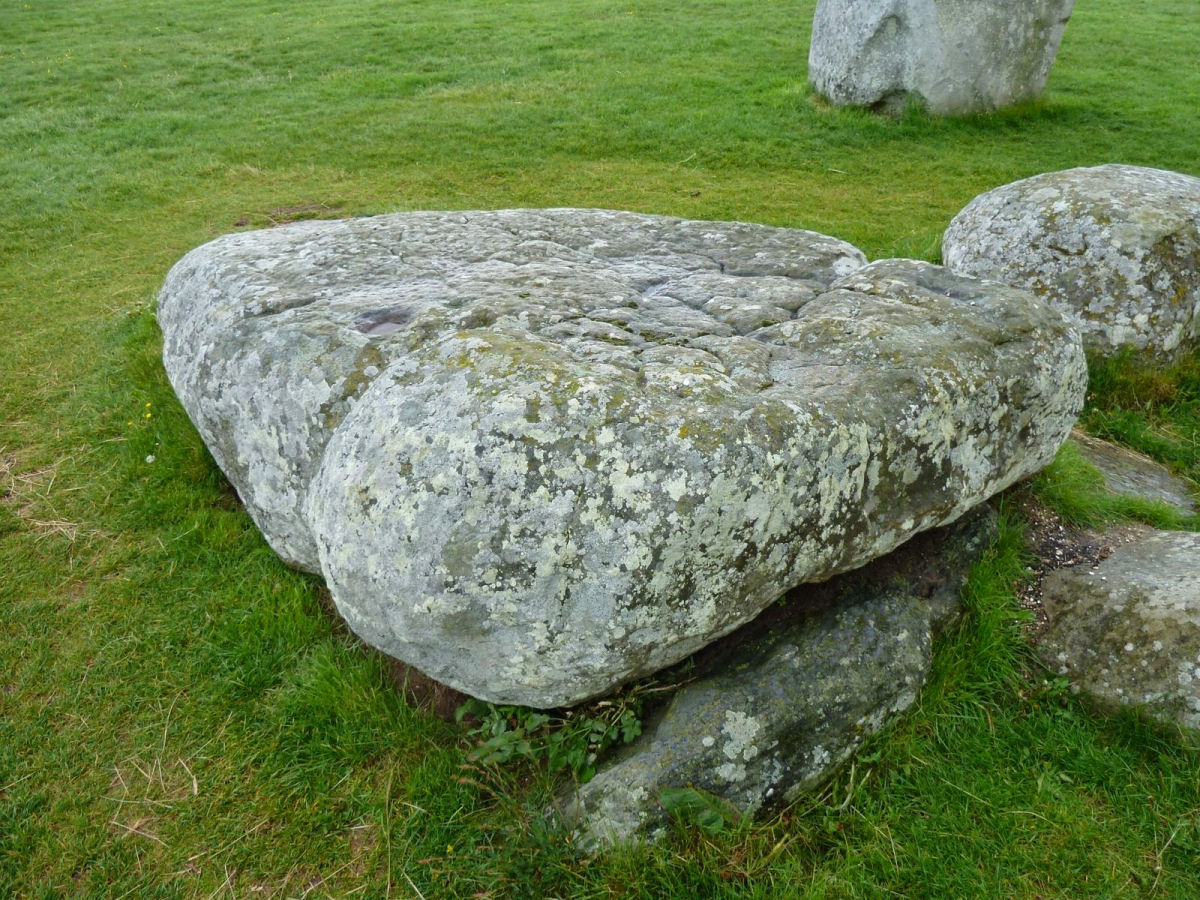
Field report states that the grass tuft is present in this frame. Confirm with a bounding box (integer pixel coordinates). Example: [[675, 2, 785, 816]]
[[1032, 441, 1195, 530]]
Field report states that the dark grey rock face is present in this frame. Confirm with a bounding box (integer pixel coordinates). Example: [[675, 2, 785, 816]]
[[1037, 529, 1200, 730], [944, 165, 1200, 360], [560, 506, 998, 846], [160, 210, 1084, 708], [809, 0, 1074, 115]]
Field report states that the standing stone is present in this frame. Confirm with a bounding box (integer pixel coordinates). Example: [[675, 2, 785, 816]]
[[944, 165, 1200, 360], [809, 0, 1075, 115], [1036, 529, 1200, 730]]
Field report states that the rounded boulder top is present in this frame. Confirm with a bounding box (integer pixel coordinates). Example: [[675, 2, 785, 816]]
[[943, 164, 1200, 360]]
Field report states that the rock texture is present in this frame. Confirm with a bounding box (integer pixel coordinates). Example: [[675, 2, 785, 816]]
[[159, 210, 868, 573], [1036, 529, 1200, 730], [160, 209, 1085, 708], [560, 506, 997, 846], [1070, 429, 1197, 517], [808, 0, 1074, 115], [944, 165, 1200, 360]]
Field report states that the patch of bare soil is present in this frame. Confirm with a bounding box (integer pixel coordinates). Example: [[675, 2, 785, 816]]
[[1009, 487, 1149, 642], [231, 203, 344, 229], [389, 658, 471, 723]]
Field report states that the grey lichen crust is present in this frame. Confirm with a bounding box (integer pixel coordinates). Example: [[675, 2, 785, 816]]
[[809, 0, 1074, 115], [943, 165, 1200, 360], [1037, 529, 1200, 730], [160, 209, 1085, 708], [158, 209, 867, 572]]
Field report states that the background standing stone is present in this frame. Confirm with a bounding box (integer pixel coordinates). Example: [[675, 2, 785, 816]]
[[809, 0, 1075, 115]]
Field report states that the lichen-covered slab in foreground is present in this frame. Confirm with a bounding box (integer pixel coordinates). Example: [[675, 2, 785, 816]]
[[158, 209, 867, 572], [160, 209, 1085, 708]]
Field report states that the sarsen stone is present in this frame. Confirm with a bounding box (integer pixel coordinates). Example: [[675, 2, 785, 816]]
[[944, 165, 1200, 360], [809, 0, 1074, 115]]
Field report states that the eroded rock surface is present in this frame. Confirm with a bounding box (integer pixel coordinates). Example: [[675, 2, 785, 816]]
[[159, 210, 867, 572], [809, 0, 1074, 115], [944, 165, 1200, 360], [160, 209, 1085, 708], [1036, 529, 1200, 730], [560, 506, 997, 846]]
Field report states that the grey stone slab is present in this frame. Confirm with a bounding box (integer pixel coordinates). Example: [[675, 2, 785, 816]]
[[160, 210, 1084, 707], [1037, 529, 1200, 730]]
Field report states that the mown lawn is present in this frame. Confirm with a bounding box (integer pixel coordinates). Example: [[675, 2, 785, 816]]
[[2, 1, 1199, 897]]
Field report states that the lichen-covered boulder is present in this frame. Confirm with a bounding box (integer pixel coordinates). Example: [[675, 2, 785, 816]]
[[1036, 529, 1200, 730], [160, 209, 1085, 708], [808, 0, 1074, 115], [158, 210, 867, 572], [560, 506, 997, 846], [943, 165, 1200, 360]]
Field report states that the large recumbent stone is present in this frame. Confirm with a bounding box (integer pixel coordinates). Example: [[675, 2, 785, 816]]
[[159, 209, 1085, 707]]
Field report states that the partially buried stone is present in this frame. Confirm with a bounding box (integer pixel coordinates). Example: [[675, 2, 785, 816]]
[[160, 209, 1085, 708], [559, 505, 998, 847], [808, 0, 1075, 115], [943, 165, 1200, 360], [1069, 429, 1197, 517], [1036, 529, 1200, 730]]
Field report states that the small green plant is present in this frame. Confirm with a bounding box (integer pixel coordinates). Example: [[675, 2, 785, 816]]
[[658, 786, 738, 837], [456, 694, 643, 783]]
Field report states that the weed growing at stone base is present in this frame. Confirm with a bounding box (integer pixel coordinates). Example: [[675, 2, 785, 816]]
[[458, 694, 644, 784], [3, 0, 1200, 896]]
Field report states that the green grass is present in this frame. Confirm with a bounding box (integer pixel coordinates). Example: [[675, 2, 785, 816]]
[[1082, 350, 1200, 484], [3, 0, 1200, 896], [1032, 439, 1198, 531]]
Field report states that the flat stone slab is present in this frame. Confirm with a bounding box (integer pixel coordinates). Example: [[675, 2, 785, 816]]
[[944, 165, 1200, 360], [1037, 529, 1200, 730], [159, 209, 869, 573], [1070, 429, 1196, 516], [160, 209, 1085, 708]]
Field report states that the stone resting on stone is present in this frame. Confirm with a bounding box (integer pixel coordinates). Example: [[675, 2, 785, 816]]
[[158, 208, 1086, 709]]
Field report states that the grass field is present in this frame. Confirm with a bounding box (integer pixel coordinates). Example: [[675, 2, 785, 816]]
[[3, 1, 1199, 896]]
